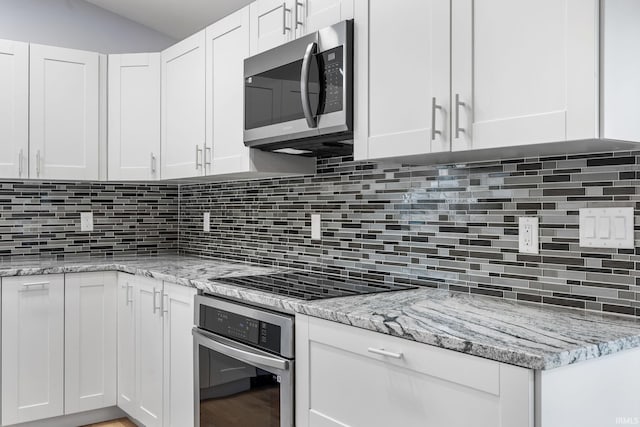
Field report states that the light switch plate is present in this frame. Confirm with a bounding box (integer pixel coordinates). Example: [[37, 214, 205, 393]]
[[203, 212, 210, 232], [519, 217, 539, 254], [311, 214, 321, 241], [579, 208, 634, 248], [80, 212, 93, 232]]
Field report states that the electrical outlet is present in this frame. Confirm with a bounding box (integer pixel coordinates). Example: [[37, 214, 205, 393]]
[[519, 217, 538, 254], [311, 214, 321, 240], [80, 212, 93, 232], [203, 212, 210, 232]]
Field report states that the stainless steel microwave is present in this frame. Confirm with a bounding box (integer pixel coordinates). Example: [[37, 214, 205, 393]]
[[243, 20, 353, 157]]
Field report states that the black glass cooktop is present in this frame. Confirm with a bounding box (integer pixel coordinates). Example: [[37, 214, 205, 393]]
[[211, 270, 417, 301]]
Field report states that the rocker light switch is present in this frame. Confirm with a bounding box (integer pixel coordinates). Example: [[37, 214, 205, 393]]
[[579, 208, 634, 249]]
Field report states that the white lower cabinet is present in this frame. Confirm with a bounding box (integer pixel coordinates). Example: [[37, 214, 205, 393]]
[[1, 275, 65, 426], [64, 272, 117, 414], [296, 314, 533, 427], [162, 283, 196, 427], [116, 273, 196, 427]]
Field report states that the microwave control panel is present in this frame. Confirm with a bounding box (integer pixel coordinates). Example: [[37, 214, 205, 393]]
[[319, 46, 344, 115]]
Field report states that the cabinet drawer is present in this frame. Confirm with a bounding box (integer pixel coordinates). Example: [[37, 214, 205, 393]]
[[306, 316, 499, 395]]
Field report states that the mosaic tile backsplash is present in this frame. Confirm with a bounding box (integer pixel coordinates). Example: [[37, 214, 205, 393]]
[[0, 180, 178, 257], [180, 152, 640, 317]]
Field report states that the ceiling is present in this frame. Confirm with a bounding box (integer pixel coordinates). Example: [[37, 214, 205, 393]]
[[85, 0, 253, 39]]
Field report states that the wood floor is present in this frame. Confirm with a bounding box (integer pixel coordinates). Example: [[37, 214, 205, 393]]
[[82, 418, 136, 427]]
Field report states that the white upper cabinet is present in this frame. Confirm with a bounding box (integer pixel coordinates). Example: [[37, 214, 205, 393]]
[[205, 7, 252, 175], [250, 0, 295, 55], [161, 31, 206, 179], [2, 275, 65, 426], [451, 0, 599, 151], [108, 53, 161, 181], [64, 272, 117, 415], [295, 0, 353, 37], [354, 0, 450, 161], [601, 0, 640, 142], [0, 39, 29, 179], [29, 44, 102, 180]]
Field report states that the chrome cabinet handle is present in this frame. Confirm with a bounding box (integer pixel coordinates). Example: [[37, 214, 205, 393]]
[[204, 146, 212, 170], [294, 1, 304, 30], [301, 41, 318, 128], [455, 93, 465, 139], [36, 150, 41, 177], [18, 149, 24, 177], [153, 288, 161, 314], [282, 2, 291, 35], [126, 283, 134, 305], [162, 293, 169, 316], [195, 145, 203, 169], [431, 97, 442, 141], [367, 347, 403, 359], [150, 152, 157, 174], [22, 281, 49, 288]]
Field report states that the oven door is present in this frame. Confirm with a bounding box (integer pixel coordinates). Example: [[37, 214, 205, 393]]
[[193, 328, 294, 427]]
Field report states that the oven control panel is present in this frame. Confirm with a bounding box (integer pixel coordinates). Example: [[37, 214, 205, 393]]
[[199, 305, 282, 354]]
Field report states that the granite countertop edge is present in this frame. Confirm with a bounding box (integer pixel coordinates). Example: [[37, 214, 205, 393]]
[[1, 257, 640, 371]]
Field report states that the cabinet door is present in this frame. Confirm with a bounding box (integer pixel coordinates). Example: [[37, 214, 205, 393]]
[[135, 277, 164, 427], [1, 275, 65, 425], [161, 32, 206, 179], [451, 0, 598, 151], [353, 0, 450, 161], [162, 283, 196, 427], [65, 272, 117, 414], [250, 0, 295, 55], [117, 273, 137, 417], [108, 53, 161, 181], [0, 39, 28, 179], [295, 0, 354, 37], [29, 44, 101, 180], [297, 315, 533, 427], [205, 6, 251, 175]]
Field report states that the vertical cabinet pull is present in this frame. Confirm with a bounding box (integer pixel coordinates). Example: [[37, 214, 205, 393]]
[[162, 293, 169, 317], [195, 145, 203, 169], [153, 288, 162, 314], [150, 152, 157, 174], [455, 93, 466, 139], [431, 97, 442, 141], [36, 150, 42, 177], [204, 146, 212, 171], [294, 1, 304, 30], [282, 2, 291, 35]]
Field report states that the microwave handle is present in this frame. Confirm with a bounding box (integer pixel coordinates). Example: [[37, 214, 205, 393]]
[[301, 41, 318, 128]]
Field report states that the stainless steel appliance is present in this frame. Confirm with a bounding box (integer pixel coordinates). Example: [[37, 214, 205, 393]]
[[193, 295, 294, 427], [244, 20, 353, 157]]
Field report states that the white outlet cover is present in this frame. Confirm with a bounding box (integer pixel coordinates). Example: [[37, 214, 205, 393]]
[[311, 214, 321, 240], [579, 208, 634, 249], [518, 217, 539, 254], [80, 212, 93, 232], [203, 212, 210, 232]]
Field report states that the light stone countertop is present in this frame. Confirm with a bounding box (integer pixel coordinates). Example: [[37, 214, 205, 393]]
[[2, 254, 640, 370]]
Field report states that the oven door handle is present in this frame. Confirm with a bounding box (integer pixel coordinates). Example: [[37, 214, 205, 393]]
[[193, 328, 290, 371], [301, 41, 318, 129]]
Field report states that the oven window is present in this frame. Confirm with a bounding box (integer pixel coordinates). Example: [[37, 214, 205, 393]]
[[245, 58, 320, 130], [199, 345, 280, 427]]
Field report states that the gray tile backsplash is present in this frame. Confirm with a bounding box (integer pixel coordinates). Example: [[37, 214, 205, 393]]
[[179, 152, 640, 317], [0, 180, 178, 258]]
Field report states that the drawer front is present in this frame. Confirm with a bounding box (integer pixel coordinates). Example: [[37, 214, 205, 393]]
[[306, 316, 500, 395]]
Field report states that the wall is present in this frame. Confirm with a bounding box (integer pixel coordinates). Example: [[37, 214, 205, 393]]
[[0, 0, 175, 53], [179, 151, 640, 317], [0, 180, 179, 258]]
